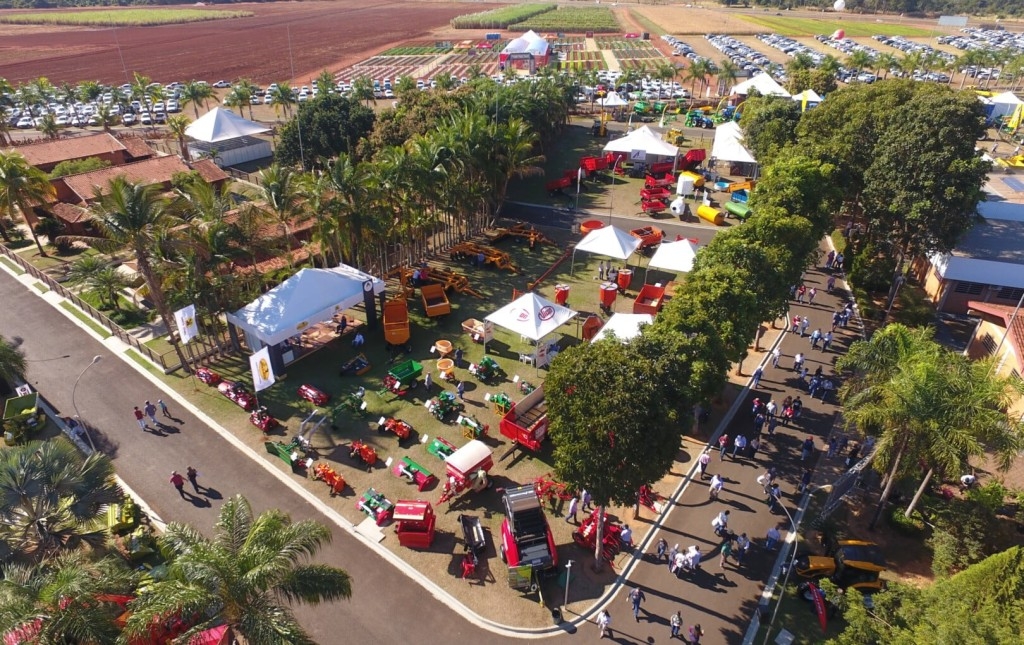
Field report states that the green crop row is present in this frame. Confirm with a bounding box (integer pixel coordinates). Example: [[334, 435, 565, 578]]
[[510, 7, 620, 34], [0, 8, 252, 27], [380, 45, 453, 56], [451, 3, 555, 29]]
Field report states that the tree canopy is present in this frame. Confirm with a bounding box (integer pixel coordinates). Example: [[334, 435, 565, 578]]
[[275, 94, 376, 170], [739, 94, 801, 165]]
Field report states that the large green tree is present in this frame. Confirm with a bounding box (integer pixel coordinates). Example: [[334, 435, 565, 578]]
[[739, 94, 802, 165], [121, 495, 352, 645], [0, 150, 57, 256], [748, 155, 842, 238], [275, 94, 375, 170]]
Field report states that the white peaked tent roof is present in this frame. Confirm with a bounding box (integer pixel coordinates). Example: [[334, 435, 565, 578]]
[[485, 292, 577, 342], [991, 91, 1023, 106], [502, 30, 549, 56], [603, 125, 678, 157], [597, 91, 628, 107], [791, 88, 823, 103], [592, 313, 653, 343], [576, 225, 642, 259], [226, 265, 385, 346], [185, 107, 270, 144], [731, 73, 791, 98], [649, 239, 698, 273], [712, 121, 757, 164]]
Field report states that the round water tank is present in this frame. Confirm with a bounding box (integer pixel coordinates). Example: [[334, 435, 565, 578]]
[[670, 197, 685, 216]]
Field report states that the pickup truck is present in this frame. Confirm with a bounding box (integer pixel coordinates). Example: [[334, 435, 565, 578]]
[[500, 485, 558, 573]]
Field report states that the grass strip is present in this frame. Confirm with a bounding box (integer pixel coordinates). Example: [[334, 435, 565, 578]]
[[59, 301, 112, 339], [0, 256, 25, 275]]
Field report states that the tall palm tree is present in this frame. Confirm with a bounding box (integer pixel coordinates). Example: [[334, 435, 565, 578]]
[[65, 177, 189, 368], [846, 50, 874, 75], [166, 114, 191, 162], [251, 163, 306, 266], [716, 59, 740, 97], [0, 150, 56, 255], [0, 552, 139, 643], [232, 78, 258, 120], [129, 71, 160, 126], [222, 87, 245, 116], [180, 79, 215, 119], [351, 76, 376, 105], [0, 440, 122, 563], [900, 50, 924, 79], [0, 334, 26, 385], [38, 114, 60, 140], [684, 59, 712, 101], [874, 52, 900, 80], [122, 495, 352, 645], [492, 117, 545, 206], [95, 103, 116, 133], [314, 69, 335, 97], [268, 82, 296, 119]]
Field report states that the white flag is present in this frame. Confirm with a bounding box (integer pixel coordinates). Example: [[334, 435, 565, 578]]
[[174, 304, 199, 344], [250, 346, 276, 392]]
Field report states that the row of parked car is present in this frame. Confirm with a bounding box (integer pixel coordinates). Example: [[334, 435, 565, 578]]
[[941, 27, 1024, 55], [662, 34, 713, 67], [705, 34, 771, 76]]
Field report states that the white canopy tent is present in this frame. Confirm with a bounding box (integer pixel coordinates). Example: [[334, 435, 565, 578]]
[[791, 88, 823, 105], [227, 265, 385, 348], [597, 91, 628, 107], [711, 121, 757, 164], [185, 107, 270, 143], [502, 30, 549, 56], [485, 292, 577, 342], [591, 313, 653, 343], [649, 239, 698, 273], [603, 125, 679, 159], [730, 73, 791, 98], [571, 225, 641, 275], [990, 91, 1024, 119]]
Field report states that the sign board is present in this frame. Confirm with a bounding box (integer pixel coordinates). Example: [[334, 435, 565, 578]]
[[507, 564, 535, 591], [630, 148, 647, 162], [535, 343, 549, 369], [482, 320, 495, 345], [15, 384, 33, 397], [937, 15, 969, 27], [505, 52, 536, 74]]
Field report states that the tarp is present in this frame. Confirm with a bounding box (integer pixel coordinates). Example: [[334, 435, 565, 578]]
[[791, 88, 823, 104], [226, 265, 385, 346], [597, 91, 628, 107], [730, 73, 791, 98], [711, 121, 757, 164], [592, 313, 652, 343], [602, 125, 678, 158], [649, 239, 698, 273], [576, 225, 641, 260], [990, 91, 1024, 119], [185, 107, 270, 143], [485, 292, 577, 342]]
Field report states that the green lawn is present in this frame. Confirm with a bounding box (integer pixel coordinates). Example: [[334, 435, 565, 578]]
[[32, 281, 48, 294], [0, 8, 252, 27], [59, 301, 112, 339], [739, 15, 936, 38], [0, 256, 24, 275]]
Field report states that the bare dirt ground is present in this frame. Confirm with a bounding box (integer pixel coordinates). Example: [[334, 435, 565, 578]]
[[0, 1, 470, 85]]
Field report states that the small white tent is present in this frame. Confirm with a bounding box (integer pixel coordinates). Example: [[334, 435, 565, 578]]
[[227, 265, 384, 348], [791, 88, 823, 105], [711, 121, 757, 164], [597, 91, 628, 107], [185, 107, 270, 143], [572, 225, 641, 274], [185, 107, 272, 166], [730, 73, 791, 98], [485, 292, 577, 342], [649, 239, 698, 273], [603, 125, 678, 159], [591, 313, 652, 343], [990, 91, 1024, 119]]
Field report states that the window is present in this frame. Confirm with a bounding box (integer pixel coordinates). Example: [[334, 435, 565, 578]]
[[996, 286, 1024, 302], [954, 281, 984, 295]]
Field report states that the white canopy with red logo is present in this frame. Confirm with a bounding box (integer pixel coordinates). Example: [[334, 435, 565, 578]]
[[485, 292, 577, 342]]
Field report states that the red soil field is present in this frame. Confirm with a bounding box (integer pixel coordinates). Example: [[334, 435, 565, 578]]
[[0, 1, 470, 86]]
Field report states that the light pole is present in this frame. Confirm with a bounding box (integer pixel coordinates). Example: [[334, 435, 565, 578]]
[[563, 559, 575, 607], [72, 355, 102, 453], [609, 157, 622, 224]]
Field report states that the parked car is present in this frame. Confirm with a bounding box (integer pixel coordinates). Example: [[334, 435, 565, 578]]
[[212, 80, 231, 88]]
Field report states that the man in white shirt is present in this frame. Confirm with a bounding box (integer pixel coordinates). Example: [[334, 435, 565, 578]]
[[709, 474, 724, 500]]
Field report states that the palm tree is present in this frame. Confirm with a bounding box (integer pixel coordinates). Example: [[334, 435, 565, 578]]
[[268, 81, 296, 119], [0, 552, 139, 642], [65, 177, 189, 368], [38, 113, 60, 140], [180, 79, 215, 119], [846, 50, 874, 75], [0, 440, 122, 562], [166, 114, 191, 162], [874, 52, 900, 80], [313, 69, 335, 97], [900, 51, 924, 79], [0, 334, 26, 384], [716, 59, 740, 97], [492, 117, 545, 206], [0, 150, 56, 255], [95, 103, 116, 133], [129, 71, 159, 126], [351, 76, 375, 107], [222, 87, 244, 116], [122, 495, 352, 645], [232, 78, 258, 120], [251, 163, 306, 266], [685, 59, 712, 101]]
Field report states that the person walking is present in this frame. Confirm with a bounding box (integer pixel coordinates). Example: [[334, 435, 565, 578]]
[[765, 399, 777, 418], [454, 347, 464, 368], [749, 436, 760, 459], [670, 611, 682, 639], [581, 489, 592, 511], [718, 433, 729, 459], [597, 610, 612, 638], [456, 380, 465, 400], [790, 315, 800, 334], [792, 396, 804, 419], [767, 483, 782, 511], [669, 543, 680, 573], [831, 310, 841, 331], [800, 316, 810, 337], [689, 624, 705, 644], [720, 538, 733, 568], [628, 587, 646, 622], [799, 468, 813, 494], [793, 352, 804, 374], [753, 412, 765, 434], [186, 466, 202, 493], [731, 434, 747, 460], [709, 473, 724, 500], [810, 328, 822, 349], [826, 274, 836, 293], [144, 400, 158, 425], [735, 533, 750, 566], [698, 449, 711, 479], [765, 526, 781, 551], [565, 496, 579, 523], [825, 249, 835, 269], [801, 436, 815, 461], [751, 366, 763, 388], [771, 346, 781, 368], [845, 443, 861, 470], [170, 471, 186, 498], [767, 415, 779, 436], [656, 537, 668, 562], [796, 284, 806, 303], [823, 331, 834, 352], [133, 406, 146, 430], [711, 509, 730, 536], [158, 399, 171, 418], [808, 287, 817, 304], [827, 435, 839, 459]]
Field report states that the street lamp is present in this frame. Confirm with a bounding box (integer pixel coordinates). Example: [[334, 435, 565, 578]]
[[72, 355, 102, 453], [609, 157, 623, 224], [563, 559, 575, 607]]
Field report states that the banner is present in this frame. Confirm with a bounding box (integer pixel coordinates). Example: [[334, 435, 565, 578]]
[[249, 346, 276, 392], [1008, 102, 1024, 133], [174, 304, 199, 344]]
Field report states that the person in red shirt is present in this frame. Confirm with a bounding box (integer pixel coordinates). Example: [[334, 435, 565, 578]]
[[170, 471, 185, 498], [133, 406, 145, 430]]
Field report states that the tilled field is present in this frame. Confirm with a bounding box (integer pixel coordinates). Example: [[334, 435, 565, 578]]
[[0, 1, 469, 85]]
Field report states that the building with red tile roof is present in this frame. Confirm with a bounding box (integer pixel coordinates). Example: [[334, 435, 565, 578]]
[[53, 156, 228, 205], [7, 133, 153, 173]]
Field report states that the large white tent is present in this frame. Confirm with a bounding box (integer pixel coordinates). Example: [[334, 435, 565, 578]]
[[185, 107, 272, 167], [227, 265, 385, 348], [990, 91, 1024, 119], [649, 239, 698, 273], [730, 73, 791, 98], [572, 225, 641, 274], [711, 121, 757, 164], [485, 292, 577, 342], [597, 91, 628, 107], [591, 313, 652, 343], [603, 125, 679, 159]]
